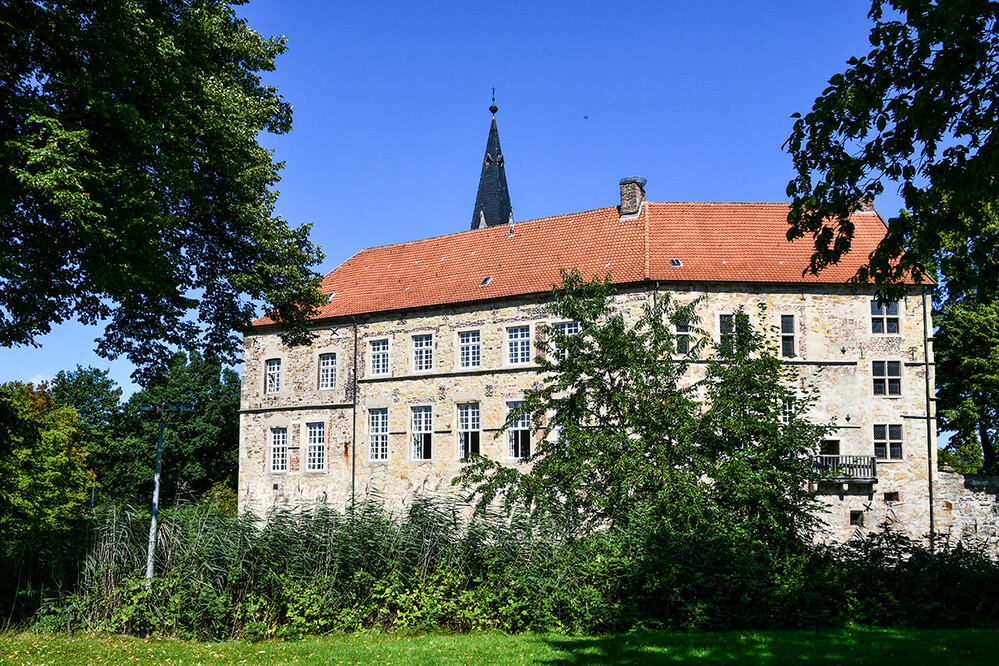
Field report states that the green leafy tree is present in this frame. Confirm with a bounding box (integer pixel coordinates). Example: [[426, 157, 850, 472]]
[[785, 0, 999, 299], [50, 364, 121, 436], [935, 300, 999, 473], [103, 352, 240, 505], [0, 382, 93, 538], [457, 272, 703, 531], [50, 366, 122, 432], [1, 0, 325, 379], [50, 365, 125, 499], [697, 306, 829, 541], [456, 271, 830, 544]]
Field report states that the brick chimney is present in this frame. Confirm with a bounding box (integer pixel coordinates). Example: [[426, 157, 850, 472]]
[[619, 176, 647, 218]]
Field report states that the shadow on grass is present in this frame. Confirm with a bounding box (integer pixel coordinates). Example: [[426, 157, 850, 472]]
[[538, 627, 997, 665]]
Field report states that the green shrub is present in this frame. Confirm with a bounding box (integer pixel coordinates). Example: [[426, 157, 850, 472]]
[[10, 496, 999, 637]]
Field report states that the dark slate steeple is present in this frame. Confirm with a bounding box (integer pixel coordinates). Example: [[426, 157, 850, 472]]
[[471, 96, 512, 229]]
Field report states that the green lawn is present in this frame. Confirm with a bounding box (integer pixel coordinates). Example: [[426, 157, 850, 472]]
[[2, 627, 997, 665]]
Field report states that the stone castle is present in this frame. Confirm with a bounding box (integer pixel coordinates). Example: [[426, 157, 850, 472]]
[[238, 105, 998, 550]]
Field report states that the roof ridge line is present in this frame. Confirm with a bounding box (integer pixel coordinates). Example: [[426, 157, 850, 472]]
[[643, 199, 650, 280]]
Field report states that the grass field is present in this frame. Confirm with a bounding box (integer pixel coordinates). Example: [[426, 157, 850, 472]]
[[3, 627, 998, 665]]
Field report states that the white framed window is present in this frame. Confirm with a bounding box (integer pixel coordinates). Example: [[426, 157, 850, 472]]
[[306, 422, 325, 471], [507, 326, 531, 365], [370, 339, 389, 376], [270, 427, 287, 472], [413, 334, 433, 372], [553, 321, 579, 360], [507, 401, 531, 459], [780, 315, 796, 358], [318, 353, 336, 390], [459, 331, 481, 368], [675, 317, 692, 355], [369, 408, 388, 461], [779, 398, 795, 426], [872, 360, 902, 396], [411, 406, 432, 460], [265, 359, 281, 394], [871, 300, 900, 334], [458, 403, 480, 459], [874, 423, 903, 460]]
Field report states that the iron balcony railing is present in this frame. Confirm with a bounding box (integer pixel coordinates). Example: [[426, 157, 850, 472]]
[[814, 455, 877, 482]]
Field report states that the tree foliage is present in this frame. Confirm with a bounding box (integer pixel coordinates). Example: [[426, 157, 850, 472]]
[[935, 299, 999, 473], [0, 0, 325, 379], [0, 382, 93, 538], [785, 0, 999, 299], [456, 271, 830, 544], [105, 352, 241, 505], [50, 366, 122, 432]]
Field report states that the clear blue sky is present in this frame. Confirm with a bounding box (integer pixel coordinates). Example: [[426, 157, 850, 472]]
[[2, 0, 905, 396]]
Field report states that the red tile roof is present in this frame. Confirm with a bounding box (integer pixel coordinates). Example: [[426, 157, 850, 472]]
[[254, 202, 915, 326]]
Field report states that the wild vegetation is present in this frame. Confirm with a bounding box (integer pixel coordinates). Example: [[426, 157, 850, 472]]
[[2, 497, 997, 639]]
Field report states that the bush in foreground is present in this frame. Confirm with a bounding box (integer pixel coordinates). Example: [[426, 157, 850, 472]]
[[13, 497, 998, 639]]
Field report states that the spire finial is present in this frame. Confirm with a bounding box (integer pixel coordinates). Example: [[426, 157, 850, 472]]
[[471, 90, 512, 230]]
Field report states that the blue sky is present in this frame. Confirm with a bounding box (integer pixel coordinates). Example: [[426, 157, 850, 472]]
[[2, 0, 905, 396]]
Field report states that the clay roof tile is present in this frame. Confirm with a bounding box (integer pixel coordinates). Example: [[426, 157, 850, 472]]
[[254, 202, 913, 326]]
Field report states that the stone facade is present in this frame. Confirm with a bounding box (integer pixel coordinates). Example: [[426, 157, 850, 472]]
[[935, 470, 999, 552], [239, 280, 950, 546]]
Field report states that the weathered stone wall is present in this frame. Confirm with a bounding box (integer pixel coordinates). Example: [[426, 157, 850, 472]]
[[934, 470, 999, 555], [239, 281, 941, 546]]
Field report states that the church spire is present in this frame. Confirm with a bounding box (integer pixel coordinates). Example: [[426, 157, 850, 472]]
[[471, 92, 512, 229]]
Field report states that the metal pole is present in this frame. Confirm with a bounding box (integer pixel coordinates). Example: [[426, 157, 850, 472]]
[[145, 416, 165, 590], [141, 400, 192, 591]]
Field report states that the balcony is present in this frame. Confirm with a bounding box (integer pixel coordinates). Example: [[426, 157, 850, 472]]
[[814, 455, 877, 484]]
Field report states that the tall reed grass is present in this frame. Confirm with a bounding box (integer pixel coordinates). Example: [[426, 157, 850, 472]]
[[7, 495, 999, 639]]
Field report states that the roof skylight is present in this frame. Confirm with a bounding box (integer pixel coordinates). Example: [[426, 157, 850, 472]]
[[479, 276, 493, 287], [669, 259, 683, 267]]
